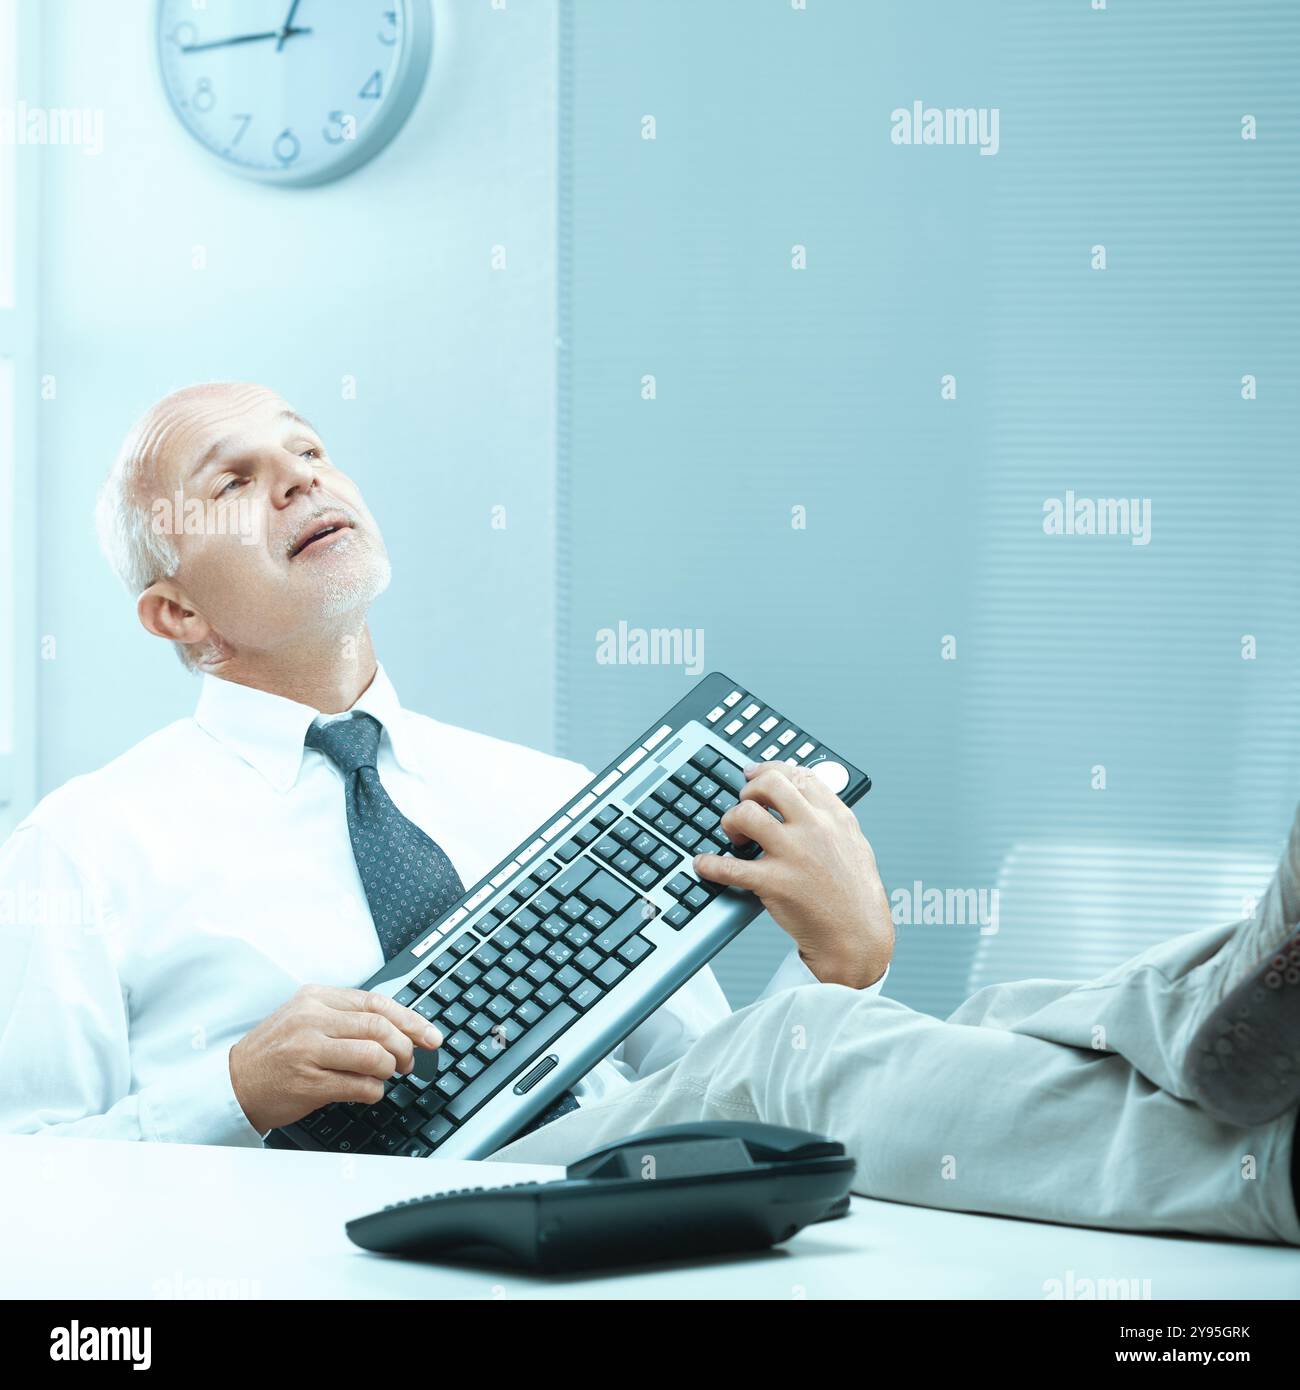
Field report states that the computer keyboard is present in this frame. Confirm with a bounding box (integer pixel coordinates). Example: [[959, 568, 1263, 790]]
[[266, 671, 870, 1160]]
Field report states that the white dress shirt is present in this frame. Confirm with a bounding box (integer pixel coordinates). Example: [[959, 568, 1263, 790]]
[[0, 665, 884, 1148]]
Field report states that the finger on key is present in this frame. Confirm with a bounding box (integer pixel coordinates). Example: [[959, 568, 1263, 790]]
[[328, 986, 442, 1052]]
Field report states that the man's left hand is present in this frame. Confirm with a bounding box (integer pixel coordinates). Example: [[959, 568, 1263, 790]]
[[693, 761, 894, 989]]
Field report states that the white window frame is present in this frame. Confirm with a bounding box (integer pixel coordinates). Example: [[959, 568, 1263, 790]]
[[0, 0, 39, 837]]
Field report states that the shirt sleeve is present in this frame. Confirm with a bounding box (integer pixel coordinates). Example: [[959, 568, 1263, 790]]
[[0, 823, 265, 1148], [755, 944, 890, 1001]]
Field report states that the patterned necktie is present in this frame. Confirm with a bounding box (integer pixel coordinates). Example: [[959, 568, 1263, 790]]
[[306, 712, 466, 961]]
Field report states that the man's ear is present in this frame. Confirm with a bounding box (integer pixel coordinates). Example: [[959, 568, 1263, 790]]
[[137, 580, 214, 655]]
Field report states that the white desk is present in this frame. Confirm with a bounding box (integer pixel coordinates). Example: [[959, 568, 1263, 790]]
[[1, 1135, 1295, 1299]]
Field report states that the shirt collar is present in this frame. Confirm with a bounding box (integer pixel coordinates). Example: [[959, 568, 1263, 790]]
[[193, 662, 414, 792]]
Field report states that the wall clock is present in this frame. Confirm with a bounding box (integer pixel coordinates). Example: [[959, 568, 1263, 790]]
[[156, 1, 433, 186]]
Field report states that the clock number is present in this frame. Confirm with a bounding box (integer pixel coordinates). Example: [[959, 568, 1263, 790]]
[[323, 111, 357, 145], [193, 78, 216, 114], [273, 129, 302, 166], [378, 10, 399, 45], [169, 22, 198, 49], [359, 71, 384, 101], [230, 114, 252, 147]]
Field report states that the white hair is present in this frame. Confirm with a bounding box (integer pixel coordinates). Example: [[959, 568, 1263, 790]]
[[96, 389, 215, 671]]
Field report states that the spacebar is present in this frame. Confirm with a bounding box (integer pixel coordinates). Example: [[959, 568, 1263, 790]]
[[445, 1004, 579, 1122]]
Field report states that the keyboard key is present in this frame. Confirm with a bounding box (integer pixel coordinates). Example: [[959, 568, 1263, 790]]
[[565, 924, 593, 948], [664, 903, 691, 929], [593, 834, 622, 861], [672, 825, 702, 850], [433, 950, 458, 973], [522, 931, 550, 956], [495, 895, 521, 918], [456, 1054, 486, 1080], [433, 979, 460, 1005], [501, 950, 529, 975], [692, 777, 720, 801], [570, 979, 603, 1010], [514, 908, 541, 933], [442, 1002, 469, 1028], [482, 966, 509, 991], [476, 943, 502, 968], [675, 794, 701, 818], [545, 941, 574, 967], [444, 1004, 580, 1122], [575, 946, 603, 972], [584, 905, 613, 930], [414, 998, 439, 1022], [450, 933, 480, 957], [525, 958, 554, 984], [541, 913, 570, 938], [555, 839, 582, 863], [581, 870, 635, 913], [533, 859, 560, 882], [665, 873, 693, 899], [466, 1011, 495, 1038], [516, 999, 544, 1025], [506, 976, 534, 1002], [561, 898, 587, 921], [655, 811, 683, 834], [630, 831, 658, 857], [388, 1086, 417, 1112], [435, 1073, 465, 1099], [593, 899, 659, 955], [487, 996, 513, 1020], [675, 767, 700, 789], [618, 934, 654, 965], [463, 984, 490, 1010], [554, 859, 598, 897], [395, 1140, 432, 1158], [595, 805, 621, 827], [555, 964, 583, 990], [534, 890, 560, 914], [638, 797, 665, 822], [632, 864, 657, 888], [419, 1115, 455, 1147], [684, 885, 711, 910], [594, 957, 626, 987], [650, 845, 679, 872], [536, 982, 564, 1008], [573, 822, 600, 845], [493, 925, 522, 951], [712, 760, 745, 793], [613, 849, 639, 875], [657, 783, 681, 807], [395, 986, 417, 1007], [693, 747, 721, 770], [446, 1029, 474, 1056]]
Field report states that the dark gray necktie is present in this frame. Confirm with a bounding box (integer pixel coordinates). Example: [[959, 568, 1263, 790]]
[[306, 712, 466, 961]]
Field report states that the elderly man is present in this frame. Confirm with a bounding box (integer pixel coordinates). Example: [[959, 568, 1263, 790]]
[[0, 382, 1296, 1245]]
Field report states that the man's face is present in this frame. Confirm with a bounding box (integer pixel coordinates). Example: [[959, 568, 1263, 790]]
[[146, 384, 390, 653]]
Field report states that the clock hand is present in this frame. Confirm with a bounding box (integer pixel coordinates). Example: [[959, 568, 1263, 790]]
[[181, 27, 311, 54], [276, 0, 304, 53]]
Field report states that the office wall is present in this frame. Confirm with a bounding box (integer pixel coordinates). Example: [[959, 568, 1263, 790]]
[[558, 0, 1300, 1014], [34, 0, 560, 796]]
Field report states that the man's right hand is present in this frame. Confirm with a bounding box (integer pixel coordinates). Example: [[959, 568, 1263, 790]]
[[229, 983, 443, 1134]]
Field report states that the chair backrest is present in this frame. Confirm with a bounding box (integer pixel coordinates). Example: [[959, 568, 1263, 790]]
[[966, 841, 1277, 994]]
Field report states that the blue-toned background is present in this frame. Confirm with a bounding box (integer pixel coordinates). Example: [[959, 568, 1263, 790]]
[[19, 0, 1300, 1017]]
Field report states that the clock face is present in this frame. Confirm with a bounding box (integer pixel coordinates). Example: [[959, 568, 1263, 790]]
[[156, 0, 432, 186]]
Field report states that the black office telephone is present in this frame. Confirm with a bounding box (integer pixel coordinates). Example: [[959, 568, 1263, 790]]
[[344, 1121, 857, 1274]]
